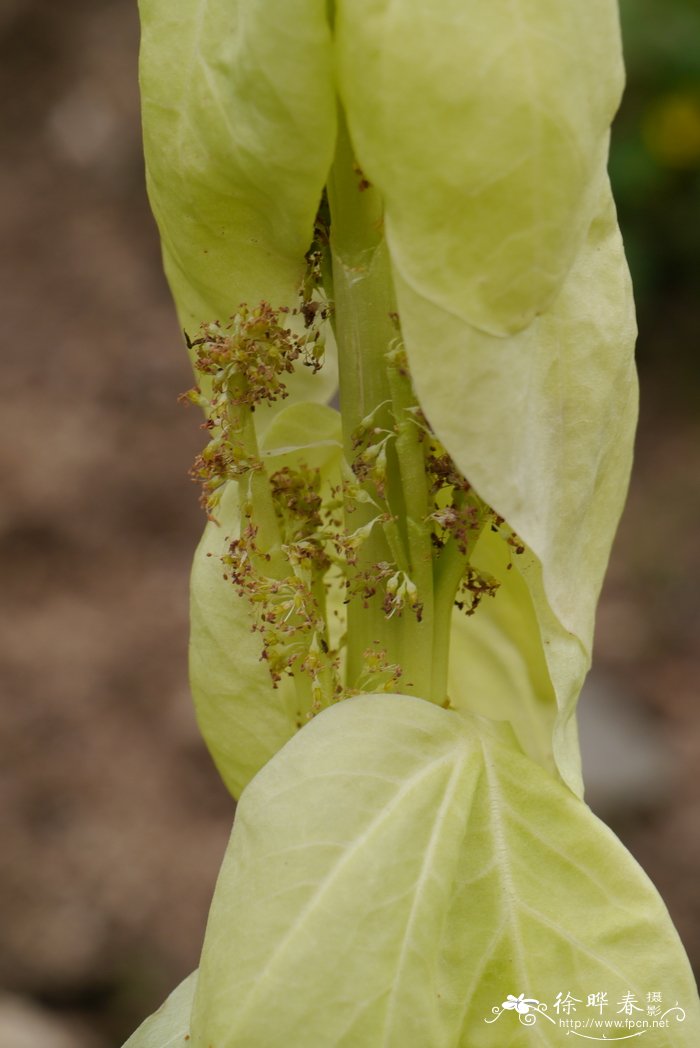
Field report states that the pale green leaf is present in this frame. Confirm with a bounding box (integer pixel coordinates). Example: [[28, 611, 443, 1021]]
[[190, 695, 699, 1047], [138, 0, 337, 406], [448, 526, 559, 780], [189, 482, 298, 799], [261, 400, 344, 475], [189, 402, 343, 798], [336, 0, 624, 335], [401, 184, 637, 792], [123, 971, 197, 1048]]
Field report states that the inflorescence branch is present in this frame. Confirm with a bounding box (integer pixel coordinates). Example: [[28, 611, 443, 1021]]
[[182, 220, 523, 717]]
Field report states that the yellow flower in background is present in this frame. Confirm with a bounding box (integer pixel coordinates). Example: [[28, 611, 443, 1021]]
[[643, 91, 700, 170]]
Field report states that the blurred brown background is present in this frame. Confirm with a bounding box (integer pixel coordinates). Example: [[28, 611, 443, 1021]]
[[0, 1, 698, 1045]]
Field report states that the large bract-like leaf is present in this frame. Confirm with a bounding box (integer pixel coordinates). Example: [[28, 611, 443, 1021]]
[[448, 526, 560, 780], [189, 402, 343, 798], [189, 482, 298, 799], [335, 0, 624, 335], [401, 185, 638, 793], [190, 695, 699, 1048], [122, 971, 196, 1048], [138, 0, 337, 406]]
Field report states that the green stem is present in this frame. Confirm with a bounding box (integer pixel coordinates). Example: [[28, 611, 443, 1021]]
[[291, 671, 313, 727], [327, 114, 435, 700], [386, 353, 433, 619], [432, 539, 470, 705], [232, 395, 280, 555], [310, 572, 340, 705]]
